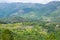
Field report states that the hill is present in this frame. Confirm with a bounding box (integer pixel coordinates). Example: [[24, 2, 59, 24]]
[[0, 1, 60, 23]]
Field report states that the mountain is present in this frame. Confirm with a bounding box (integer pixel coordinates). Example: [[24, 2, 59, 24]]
[[0, 1, 60, 23]]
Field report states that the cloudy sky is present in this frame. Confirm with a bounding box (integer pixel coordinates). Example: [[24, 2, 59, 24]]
[[0, 0, 60, 4]]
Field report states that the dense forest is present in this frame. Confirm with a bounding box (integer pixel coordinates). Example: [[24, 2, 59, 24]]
[[0, 22, 60, 40]]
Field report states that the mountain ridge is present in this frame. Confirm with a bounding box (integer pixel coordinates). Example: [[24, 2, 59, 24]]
[[0, 1, 60, 23]]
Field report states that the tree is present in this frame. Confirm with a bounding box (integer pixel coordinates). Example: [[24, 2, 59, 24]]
[[2, 29, 14, 40]]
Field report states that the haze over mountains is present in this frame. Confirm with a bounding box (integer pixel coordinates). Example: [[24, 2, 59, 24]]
[[0, 1, 60, 23]]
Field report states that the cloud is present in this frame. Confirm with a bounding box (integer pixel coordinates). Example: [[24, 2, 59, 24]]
[[6, 0, 52, 3], [0, 0, 60, 4]]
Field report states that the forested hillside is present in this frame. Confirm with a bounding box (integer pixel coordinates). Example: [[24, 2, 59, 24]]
[[0, 1, 60, 23]]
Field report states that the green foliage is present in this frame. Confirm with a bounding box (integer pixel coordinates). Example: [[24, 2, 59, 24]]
[[0, 22, 60, 40], [0, 1, 60, 40], [1, 29, 14, 40]]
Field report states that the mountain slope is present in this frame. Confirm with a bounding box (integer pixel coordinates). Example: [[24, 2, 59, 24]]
[[0, 1, 60, 23]]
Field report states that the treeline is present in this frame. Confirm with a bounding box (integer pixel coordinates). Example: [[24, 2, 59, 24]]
[[0, 17, 25, 24], [0, 17, 41, 24]]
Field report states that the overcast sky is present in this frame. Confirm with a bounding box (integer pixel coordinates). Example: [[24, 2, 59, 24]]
[[0, 0, 60, 4]]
